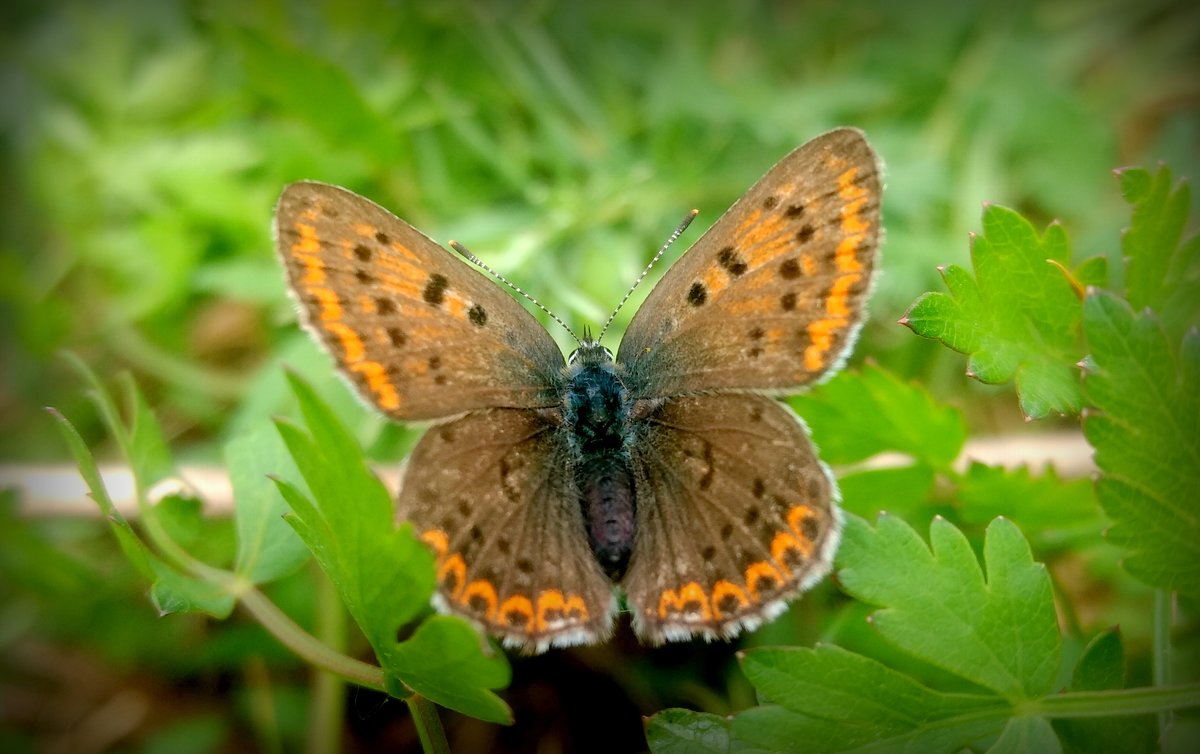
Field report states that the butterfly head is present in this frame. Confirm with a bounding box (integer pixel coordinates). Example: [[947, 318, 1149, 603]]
[[567, 337, 614, 368]]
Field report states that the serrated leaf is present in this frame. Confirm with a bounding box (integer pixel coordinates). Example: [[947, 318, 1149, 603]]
[[902, 205, 1084, 418], [1118, 166, 1197, 331], [732, 645, 1005, 753], [836, 514, 1060, 701], [228, 425, 310, 585], [1082, 291, 1200, 596], [273, 372, 511, 722], [789, 364, 967, 468]]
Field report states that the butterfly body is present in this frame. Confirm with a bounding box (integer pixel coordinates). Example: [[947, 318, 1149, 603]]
[[275, 128, 882, 652], [562, 341, 637, 579]]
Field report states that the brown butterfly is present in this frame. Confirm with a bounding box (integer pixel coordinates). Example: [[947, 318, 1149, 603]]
[[275, 128, 882, 652]]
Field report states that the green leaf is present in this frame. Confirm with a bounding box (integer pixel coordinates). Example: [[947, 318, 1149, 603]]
[[273, 372, 511, 723], [988, 716, 1061, 754], [1118, 166, 1199, 335], [49, 407, 234, 618], [733, 645, 1005, 753], [836, 514, 1060, 701], [228, 425, 311, 585], [645, 710, 738, 754], [1054, 628, 1156, 754], [789, 364, 967, 468], [901, 205, 1084, 419], [957, 463, 1099, 546], [1082, 290, 1200, 596]]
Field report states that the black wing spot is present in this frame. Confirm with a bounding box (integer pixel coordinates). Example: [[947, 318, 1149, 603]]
[[356, 269, 374, 284], [374, 231, 390, 245], [797, 224, 816, 244], [687, 282, 707, 306], [376, 297, 397, 315], [354, 244, 373, 262], [423, 273, 449, 305], [785, 203, 805, 218], [387, 327, 406, 347], [781, 292, 797, 311], [763, 195, 779, 209], [752, 478, 766, 498], [469, 304, 488, 326], [744, 506, 760, 525], [779, 258, 801, 279], [717, 247, 748, 276]]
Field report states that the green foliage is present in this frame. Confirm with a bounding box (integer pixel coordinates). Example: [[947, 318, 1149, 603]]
[[1082, 293, 1200, 597], [901, 205, 1089, 419], [647, 516, 1194, 753], [272, 373, 512, 723]]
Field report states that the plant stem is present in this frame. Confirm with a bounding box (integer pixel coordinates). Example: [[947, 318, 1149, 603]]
[[1037, 683, 1200, 719], [238, 586, 385, 692], [1153, 589, 1173, 736], [307, 570, 348, 754], [408, 694, 450, 754]]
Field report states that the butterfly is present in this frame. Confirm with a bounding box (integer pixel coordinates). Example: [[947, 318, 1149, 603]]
[[274, 127, 882, 652]]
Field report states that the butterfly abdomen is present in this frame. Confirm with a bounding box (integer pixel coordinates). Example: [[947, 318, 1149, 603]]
[[563, 348, 637, 579]]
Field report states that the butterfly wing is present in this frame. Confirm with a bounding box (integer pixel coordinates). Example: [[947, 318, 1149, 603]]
[[398, 407, 617, 652], [621, 394, 840, 644], [275, 181, 566, 420], [618, 128, 882, 397]]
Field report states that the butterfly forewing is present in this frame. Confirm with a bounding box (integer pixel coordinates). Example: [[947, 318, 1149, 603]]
[[275, 182, 566, 420], [618, 128, 882, 398], [398, 408, 618, 652], [622, 394, 841, 644]]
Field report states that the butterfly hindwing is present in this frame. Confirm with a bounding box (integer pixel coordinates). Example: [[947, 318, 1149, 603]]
[[618, 128, 882, 398], [622, 394, 841, 644], [398, 407, 618, 652], [275, 181, 565, 420]]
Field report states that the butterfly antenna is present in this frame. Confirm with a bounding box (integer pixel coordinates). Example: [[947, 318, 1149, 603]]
[[449, 240, 581, 345], [597, 208, 699, 343]]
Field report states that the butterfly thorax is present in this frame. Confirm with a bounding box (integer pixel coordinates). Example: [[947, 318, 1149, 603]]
[[563, 340, 636, 579]]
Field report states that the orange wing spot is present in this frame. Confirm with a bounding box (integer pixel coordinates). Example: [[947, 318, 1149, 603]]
[[771, 530, 812, 569], [804, 315, 847, 372], [389, 241, 422, 265], [733, 206, 765, 244], [723, 297, 779, 317], [787, 505, 817, 539], [461, 580, 499, 620], [354, 223, 378, 238], [534, 589, 588, 630], [357, 294, 376, 315], [657, 581, 711, 620], [324, 321, 366, 362], [745, 561, 785, 602], [840, 195, 870, 237], [737, 212, 786, 253], [437, 553, 466, 599], [309, 287, 343, 321], [349, 360, 401, 411], [824, 271, 862, 318], [836, 167, 864, 201], [800, 252, 818, 277], [710, 580, 750, 620], [834, 237, 865, 275], [499, 594, 535, 631], [420, 529, 449, 556], [292, 222, 322, 254], [299, 208, 319, 222], [702, 266, 731, 299]]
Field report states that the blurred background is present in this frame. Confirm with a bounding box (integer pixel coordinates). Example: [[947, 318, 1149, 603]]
[[1, 0, 1196, 751]]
